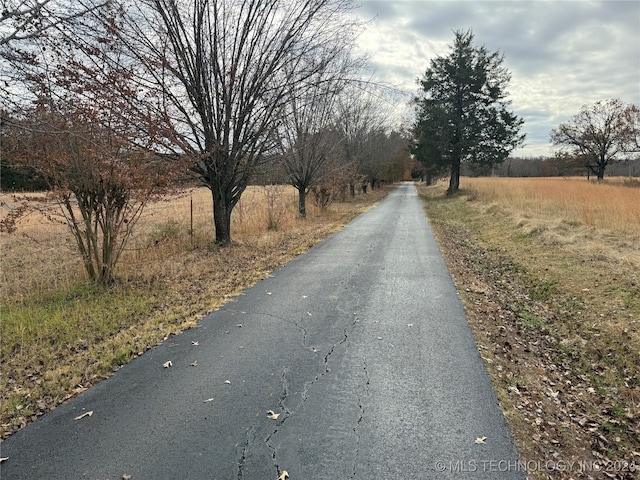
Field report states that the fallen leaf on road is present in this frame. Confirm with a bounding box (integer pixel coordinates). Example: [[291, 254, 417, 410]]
[[267, 410, 280, 420], [74, 411, 93, 420], [163, 361, 172, 368], [475, 436, 487, 444], [0, 457, 8, 463], [203, 398, 214, 403], [237, 324, 242, 328], [407, 323, 414, 327], [122, 474, 132, 480], [278, 471, 289, 480], [224, 380, 232, 384], [192, 341, 199, 346], [190, 361, 198, 367]]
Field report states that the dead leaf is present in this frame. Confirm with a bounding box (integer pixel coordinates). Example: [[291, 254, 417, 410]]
[[203, 398, 214, 403], [267, 410, 280, 420], [74, 411, 93, 420], [475, 436, 487, 444], [237, 324, 242, 328], [190, 361, 198, 367], [278, 471, 289, 480], [224, 380, 231, 384], [122, 474, 132, 480], [192, 341, 199, 346], [0, 457, 8, 463], [407, 323, 414, 327], [163, 361, 172, 368]]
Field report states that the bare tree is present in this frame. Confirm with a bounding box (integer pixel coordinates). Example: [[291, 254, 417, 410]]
[[333, 91, 390, 196], [0, 0, 108, 45], [109, 0, 360, 244], [551, 98, 639, 181], [624, 103, 640, 151], [278, 48, 362, 218]]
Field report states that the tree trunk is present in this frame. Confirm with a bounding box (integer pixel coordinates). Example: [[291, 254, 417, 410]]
[[425, 171, 433, 186], [298, 187, 307, 219], [212, 188, 232, 245], [447, 161, 461, 195], [349, 183, 355, 198], [597, 160, 606, 181]]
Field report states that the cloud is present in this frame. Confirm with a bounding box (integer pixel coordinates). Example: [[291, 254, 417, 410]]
[[353, 0, 640, 157]]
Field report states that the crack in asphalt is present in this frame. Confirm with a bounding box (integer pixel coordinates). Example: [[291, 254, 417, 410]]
[[227, 282, 366, 478], [264, 308, 362, 478], [350, 357, 370, 479], [236, 432, 251, 480]]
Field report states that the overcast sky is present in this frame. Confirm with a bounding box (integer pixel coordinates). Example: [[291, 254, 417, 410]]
[[352, 0, 640, 157]]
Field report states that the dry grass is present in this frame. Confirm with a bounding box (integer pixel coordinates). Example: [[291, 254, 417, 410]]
[[420, 177, 639, 479], [465, 176, 640, 237], [0, 184, 389, 439], [0, 185, 338, 301]]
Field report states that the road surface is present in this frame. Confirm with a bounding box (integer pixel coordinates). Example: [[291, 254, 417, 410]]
[[1, 182, 525, 479]]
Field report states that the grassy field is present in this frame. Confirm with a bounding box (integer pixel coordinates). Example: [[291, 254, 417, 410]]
[[419, 177, 639, 480], [0, 185, 389, 439]]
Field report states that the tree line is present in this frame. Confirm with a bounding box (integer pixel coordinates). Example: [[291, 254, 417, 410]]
[[1, 0, 410, 285]]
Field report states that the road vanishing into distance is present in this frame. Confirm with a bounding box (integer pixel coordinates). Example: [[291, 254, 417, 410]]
[[1, 182, 524, 479]]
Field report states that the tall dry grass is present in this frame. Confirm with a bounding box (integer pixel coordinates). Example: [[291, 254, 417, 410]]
[[461, 177, 640, 269], [464, 177, 640, 236], [0, 185, 327, 302]]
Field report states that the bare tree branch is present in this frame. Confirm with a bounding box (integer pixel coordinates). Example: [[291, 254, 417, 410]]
[[0, 0, 109, 45]]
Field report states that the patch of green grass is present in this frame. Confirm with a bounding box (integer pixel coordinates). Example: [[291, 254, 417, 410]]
[[529, 278, 559, 301], [1, 283, 161, 361]]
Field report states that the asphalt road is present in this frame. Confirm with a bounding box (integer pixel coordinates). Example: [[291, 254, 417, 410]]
[[1, 182, 525, 480]]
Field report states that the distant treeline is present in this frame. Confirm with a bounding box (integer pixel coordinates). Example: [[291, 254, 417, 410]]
[[3, 155, 639, 192], [0, 163, 50, 191], [461, 156, 640, 179]]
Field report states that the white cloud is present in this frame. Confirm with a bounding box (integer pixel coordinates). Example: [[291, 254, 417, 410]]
[[353, 0, 640, 157]]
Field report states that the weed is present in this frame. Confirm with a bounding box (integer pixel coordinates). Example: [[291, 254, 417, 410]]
[[149, 219, 183, 244], [529, 278, 559, 301]]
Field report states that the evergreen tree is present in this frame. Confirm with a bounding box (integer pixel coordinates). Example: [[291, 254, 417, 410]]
[[413, 30, 524, 194]]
